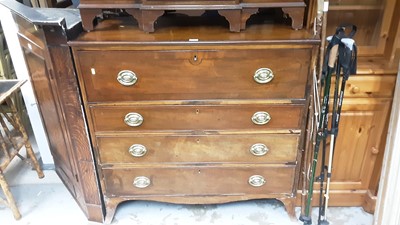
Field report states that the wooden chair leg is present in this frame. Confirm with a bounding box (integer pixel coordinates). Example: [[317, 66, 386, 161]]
[[0, 172, 21, 220], [6, 98, 44, 178], [25, 141, 44, 178]]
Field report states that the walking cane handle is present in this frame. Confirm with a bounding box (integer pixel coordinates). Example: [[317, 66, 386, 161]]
[[328, 44, 339, 68]]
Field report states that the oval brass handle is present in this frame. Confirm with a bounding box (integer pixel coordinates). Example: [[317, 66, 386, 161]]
[[250, 143, 269, 156], [129, 144, 147, 157], [248, 175, 266, 187], [117, 70, 137, 86], [124, 112, 143, 127], [254, 68, 274, 84], [133, 176, 151, 188], [251, 111, 271, 125]]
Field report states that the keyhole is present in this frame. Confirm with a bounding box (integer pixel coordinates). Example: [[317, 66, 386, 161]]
[[196, 109, 200, 114], [193, 55, 198, 62]]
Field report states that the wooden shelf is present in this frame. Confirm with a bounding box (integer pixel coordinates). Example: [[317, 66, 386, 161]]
[[329, 5, 382, 11]]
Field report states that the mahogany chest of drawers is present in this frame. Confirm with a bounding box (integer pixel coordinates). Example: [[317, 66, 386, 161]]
[[70, 16, 318, 223]]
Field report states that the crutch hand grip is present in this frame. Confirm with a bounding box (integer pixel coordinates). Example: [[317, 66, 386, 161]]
[[328, 44, 339, 68]]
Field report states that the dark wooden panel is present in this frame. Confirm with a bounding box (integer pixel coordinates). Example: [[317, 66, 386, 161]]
[[23, 50, 77, 188], [97, 133, 299, 164], [48, 45, 103, 208], [5, 3, 105, 221], [76, 48, 310, 102], [90, 104, 304, 132]]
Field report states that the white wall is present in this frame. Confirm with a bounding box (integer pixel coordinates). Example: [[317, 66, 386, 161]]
[[374, 65, 400, 225]]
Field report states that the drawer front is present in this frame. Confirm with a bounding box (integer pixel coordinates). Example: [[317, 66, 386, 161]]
[[102, 166, 295, 196], [90, 104, 303, 132], [331, 75, 396, 98], [76, 49, 310, 102], [97, 134, 299, 164]]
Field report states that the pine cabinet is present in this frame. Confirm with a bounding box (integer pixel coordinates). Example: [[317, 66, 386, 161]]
[[304, 0, 399, 212]]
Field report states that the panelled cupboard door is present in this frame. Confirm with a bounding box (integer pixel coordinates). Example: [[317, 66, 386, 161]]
[[3, 1, 104, 222], [327, 0, 399, 57], [312, 97, 392, 207], [329, 98, 391, 190]]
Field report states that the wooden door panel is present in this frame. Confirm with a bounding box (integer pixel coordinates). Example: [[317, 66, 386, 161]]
[[314, 98, 391, 191]]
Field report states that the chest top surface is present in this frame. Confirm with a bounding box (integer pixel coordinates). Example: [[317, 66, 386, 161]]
[[69, 13, 319, 46]]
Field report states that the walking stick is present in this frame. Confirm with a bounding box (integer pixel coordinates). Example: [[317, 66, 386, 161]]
[[319, 37, 357, 225], [301, 26, 344, 225], [301, 24, 357, 224]]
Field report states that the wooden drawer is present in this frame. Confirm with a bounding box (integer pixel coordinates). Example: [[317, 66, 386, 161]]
[[76, 49, 311, 102], [96, 133, 299, 165], [90, 104, 304, 132], [331, 75, 396, 98], [102, 165, 295, 196]]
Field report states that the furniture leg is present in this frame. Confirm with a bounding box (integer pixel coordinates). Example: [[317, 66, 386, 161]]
[[104, 198, 121, 224], [278, 197, 297, 221], [0, 172, 21, 220], [25, 141, 44, 178]]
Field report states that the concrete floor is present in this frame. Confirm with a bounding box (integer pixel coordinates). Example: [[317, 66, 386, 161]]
[[0, 156, 374, 225]]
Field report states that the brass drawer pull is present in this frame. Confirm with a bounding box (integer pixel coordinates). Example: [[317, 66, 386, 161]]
[[117, 70, 138, 86], [251, 111, 271, 125], [124, 112, 143, 127], [133, 176, 151, 188], [254, 68, 274, 84], [250, 143, 269, 156], [248, 175, 266, 187], [128, 144, 147, 157]]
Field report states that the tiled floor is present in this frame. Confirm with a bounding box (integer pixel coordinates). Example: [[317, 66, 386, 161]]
[[0, 156, 374, 225]]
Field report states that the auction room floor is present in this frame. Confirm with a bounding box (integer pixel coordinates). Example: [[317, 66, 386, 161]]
[[0, 156, 374, 225]]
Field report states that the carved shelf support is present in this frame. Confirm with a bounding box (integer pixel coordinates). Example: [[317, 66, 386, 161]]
[[126, 9, 143, 30], [282, 7, 305, 30], [218, 9, 241, 32], [240, 8, 259, 30], [81, 6, 306, 32], [140, 10, 165, 33], [80, 8, 103, 31]]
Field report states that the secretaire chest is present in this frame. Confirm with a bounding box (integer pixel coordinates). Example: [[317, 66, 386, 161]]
[[69, 15, 318, 223]]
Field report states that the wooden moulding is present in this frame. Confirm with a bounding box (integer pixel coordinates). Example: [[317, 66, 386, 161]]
[[79, 1, 306, 32]]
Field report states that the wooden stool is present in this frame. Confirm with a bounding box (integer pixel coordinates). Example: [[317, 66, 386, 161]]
[[0, 80, 44, 220]]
